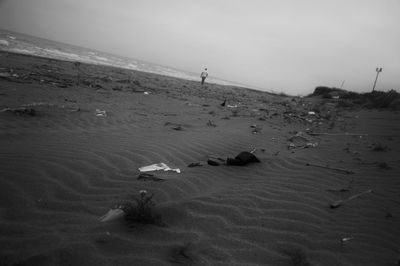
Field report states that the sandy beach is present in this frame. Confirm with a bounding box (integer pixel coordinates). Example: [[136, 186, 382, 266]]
[[0, 51, 399, 266]]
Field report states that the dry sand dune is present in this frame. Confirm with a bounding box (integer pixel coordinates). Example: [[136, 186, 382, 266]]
[[0, 51, 399, 265]]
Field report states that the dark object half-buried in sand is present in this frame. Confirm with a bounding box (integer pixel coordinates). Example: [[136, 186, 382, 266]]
[[226, 151, 260, 166]]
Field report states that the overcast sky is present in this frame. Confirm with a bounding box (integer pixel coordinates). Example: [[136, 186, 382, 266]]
[[0, 0, 399, 95]]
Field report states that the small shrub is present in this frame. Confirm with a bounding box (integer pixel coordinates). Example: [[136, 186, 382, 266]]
[[122, 190, 164, 226]]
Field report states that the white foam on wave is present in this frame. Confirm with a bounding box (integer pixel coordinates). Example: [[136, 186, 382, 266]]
[[0, 39, 9, 46], [128, 63, 139, 70], [42, 48, 79, 59], [8, 48, 35, 55], [94, 56, 108, 61]]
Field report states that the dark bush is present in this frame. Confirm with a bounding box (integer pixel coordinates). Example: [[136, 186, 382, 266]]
[[309, 86, 400, 110]]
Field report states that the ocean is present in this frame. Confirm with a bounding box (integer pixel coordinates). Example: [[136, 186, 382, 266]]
[[0, 29, 246, 88]]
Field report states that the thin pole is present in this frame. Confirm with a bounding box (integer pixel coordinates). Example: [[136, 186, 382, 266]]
[[372, 67, 382, 92], [340, 80, 345, 89]]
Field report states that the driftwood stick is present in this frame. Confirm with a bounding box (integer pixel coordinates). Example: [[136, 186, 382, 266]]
[[330, 189, 373, 208], [306, 163, 354, 174], [307, 132, 368, 136]]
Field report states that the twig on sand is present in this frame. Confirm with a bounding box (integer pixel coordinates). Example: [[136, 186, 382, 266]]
[[306, 162, 354, 174], [330, 189, 373, 209], [307, 132, 368, 137]]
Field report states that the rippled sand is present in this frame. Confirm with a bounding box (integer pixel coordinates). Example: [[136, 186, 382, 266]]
[[1, 51, 399, 266]]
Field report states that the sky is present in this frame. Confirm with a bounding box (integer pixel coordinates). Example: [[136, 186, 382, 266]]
[[0, 0, 399, 95]]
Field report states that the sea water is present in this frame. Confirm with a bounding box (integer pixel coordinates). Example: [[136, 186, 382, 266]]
[[0, 29, 243, 87]]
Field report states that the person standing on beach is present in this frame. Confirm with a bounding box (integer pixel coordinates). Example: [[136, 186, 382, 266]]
[[200, 68, 208, 85]]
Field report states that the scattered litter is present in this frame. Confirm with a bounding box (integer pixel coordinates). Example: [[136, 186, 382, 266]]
[[288, 143, 296, 150], [172, 125, 183, 131], [330, 189, 373, 209], [144, 91, 150, 95], [188, 162, 203, 167], [287, 132, 317, 149], [139, 163, 181, 173], [165, 122, 184, 130], [288, 142, 318, 150], [99, 208, 124, 222], [250, 125, 262, 134], [67, 107, 80, 112], [207, 120, 217, 127], [304, 142, 318, 148], [308, 111, 316, 115], [0, 72, 12, 78], [227, 151, 260, 166], [95, 109, 107, 117], [340, 237, 354, 243], [227, 104, 238, 108], [288, 132, 309, 143], [0, 107, 36, 116], [137, 173, 164, 181], [306, 162, 354, 174]]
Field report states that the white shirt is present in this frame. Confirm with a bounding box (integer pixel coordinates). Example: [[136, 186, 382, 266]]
[[201, 71, 208, 78]]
